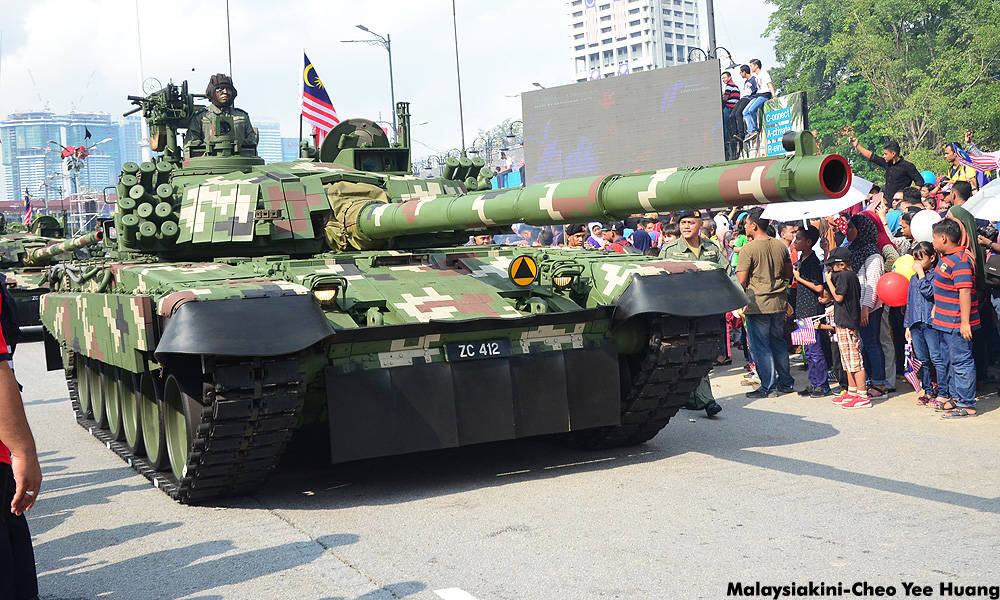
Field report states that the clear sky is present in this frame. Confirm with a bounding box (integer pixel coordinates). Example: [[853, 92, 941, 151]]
[[0, 0, 777, 167]]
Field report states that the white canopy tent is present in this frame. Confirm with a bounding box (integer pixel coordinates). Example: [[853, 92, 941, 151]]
[[761, 176, 871, 223]]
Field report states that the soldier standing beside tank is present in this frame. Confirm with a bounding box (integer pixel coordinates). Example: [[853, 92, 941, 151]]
[[185, 74, 258, 156], [659, 210, 730, 416]]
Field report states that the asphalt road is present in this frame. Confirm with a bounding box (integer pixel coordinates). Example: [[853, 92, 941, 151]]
[[15, 329, 1000, 600]]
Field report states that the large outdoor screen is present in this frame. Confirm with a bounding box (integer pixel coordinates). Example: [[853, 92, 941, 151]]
[[522, 60, 725, 185]]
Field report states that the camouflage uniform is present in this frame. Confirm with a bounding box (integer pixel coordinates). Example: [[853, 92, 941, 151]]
[[185, 74, 257, 155], [660, 236, 731, 413], [658, 237, 732, 276], [185, 104, 258, 152]]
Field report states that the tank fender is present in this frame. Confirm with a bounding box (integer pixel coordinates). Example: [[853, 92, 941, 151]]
[[154, 294, 335, 358], [611, 269, 748, 325]]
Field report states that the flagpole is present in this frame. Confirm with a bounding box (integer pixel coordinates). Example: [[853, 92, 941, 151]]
[[299, 49, 304, 157]]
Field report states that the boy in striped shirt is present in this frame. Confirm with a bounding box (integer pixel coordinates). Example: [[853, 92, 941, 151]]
[[928, 219, 979, 417]]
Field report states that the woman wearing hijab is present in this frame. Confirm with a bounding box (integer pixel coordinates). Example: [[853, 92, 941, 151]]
[[847, 213, 889, 397], [949, 205, 992, 388], [629, 229, 653, 254], [586, 222, 605, 249]]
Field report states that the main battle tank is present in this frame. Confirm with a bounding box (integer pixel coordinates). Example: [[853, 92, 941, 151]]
[[0, 216, 102, 327], [39, 81, 852, 503]]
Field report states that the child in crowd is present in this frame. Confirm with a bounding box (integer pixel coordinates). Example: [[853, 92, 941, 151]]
[[824, 247, 870, 408], [905, 242, 945, 405], [925, 219, 980, 418], [792, 226, 831, 397], [660, 222, 680, 245]]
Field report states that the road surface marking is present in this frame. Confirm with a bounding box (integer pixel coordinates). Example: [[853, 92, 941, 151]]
[[435, 588, 480, 600]]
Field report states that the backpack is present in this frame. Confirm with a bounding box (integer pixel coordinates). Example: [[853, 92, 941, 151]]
[[985, 254, 1000, 288]]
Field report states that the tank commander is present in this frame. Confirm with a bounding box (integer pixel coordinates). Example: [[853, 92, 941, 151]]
[[185, 73, 258, 156]]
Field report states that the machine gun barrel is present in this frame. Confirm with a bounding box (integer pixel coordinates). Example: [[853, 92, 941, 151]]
[[357, 132, 851, 240], [26, 231, 103, 266]]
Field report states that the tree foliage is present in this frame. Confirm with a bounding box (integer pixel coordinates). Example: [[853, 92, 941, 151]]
[[767, 0, 1000, 175]]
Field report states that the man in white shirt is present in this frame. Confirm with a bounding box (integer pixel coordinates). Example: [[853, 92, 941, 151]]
[[742, 59, 777, 141]]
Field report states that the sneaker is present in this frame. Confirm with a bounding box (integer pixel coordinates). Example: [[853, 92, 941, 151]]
[[810, 387, 834, 398], [797, 385, 818, 397], [746, 130, 759, 141], [777, 386, 796, 395], [842, 397, 872, 409], [745, 388, 775, 398], [832, 392, 854, 405], [705, 401, 723, 417]]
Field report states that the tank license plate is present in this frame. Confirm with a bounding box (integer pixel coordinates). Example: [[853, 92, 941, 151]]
[[445, 339, 513, 362]]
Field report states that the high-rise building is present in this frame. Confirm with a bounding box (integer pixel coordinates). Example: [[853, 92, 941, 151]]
[[567, 0, 701, 83], [1, 110, 120, 205], [255, 121, 283, 163], [117, 114, 147, 166]]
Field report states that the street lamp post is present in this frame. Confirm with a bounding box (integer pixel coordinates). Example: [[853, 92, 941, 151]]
[[47, 137, 112, 233], [687, 46, 737, 69], [506, 120, 523, 147], [342, 25, 396, 139]]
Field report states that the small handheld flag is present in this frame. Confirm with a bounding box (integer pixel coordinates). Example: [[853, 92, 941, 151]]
[[302, 53, 339, 144], [790, 318, 816, 346], [903, 343, 923, 392]]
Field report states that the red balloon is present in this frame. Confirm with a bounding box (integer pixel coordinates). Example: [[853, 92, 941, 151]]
[[876, 271, 910, 307]]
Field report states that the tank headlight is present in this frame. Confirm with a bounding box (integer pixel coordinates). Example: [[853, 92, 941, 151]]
[[553, 276, 574, 288], [313, 288, 339, 303]]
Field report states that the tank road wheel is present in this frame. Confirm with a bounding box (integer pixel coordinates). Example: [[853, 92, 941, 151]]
[[89, 359, 109, 430], [162, 374, 199, 482], [104, 364, 124, 441], [139, 373, 168, 470], [76, 357, 93, 418], [120, 370, 144, 454]]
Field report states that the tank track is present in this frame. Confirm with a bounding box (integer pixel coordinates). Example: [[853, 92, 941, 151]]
[[67, 354, 303, 503], [566, 314, 724, 449]]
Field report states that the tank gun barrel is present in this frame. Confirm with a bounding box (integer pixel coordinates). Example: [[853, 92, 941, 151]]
[[357, 132, 851, 240], [26, 231, 103, 266]]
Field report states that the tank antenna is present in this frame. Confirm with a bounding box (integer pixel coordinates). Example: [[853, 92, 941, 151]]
[[226, 0, 233, 76], [451, 0, 467, 157]]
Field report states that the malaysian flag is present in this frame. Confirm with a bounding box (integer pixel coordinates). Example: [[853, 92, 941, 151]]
[[22, 189, 31, 226], [302, 53, 339, 145], [611, 0, 627, 39], [956, 146, 1000, 172], [789, 318, 816, 346], [903, 343, 922, 392], [583, 0, 599, 46]]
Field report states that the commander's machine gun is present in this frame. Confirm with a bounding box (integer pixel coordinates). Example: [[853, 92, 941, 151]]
[[125, 81, 255, 164]]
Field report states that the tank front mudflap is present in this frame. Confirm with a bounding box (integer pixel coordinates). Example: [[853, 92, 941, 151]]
[[612, 269, 748, 324], [326, 340, 620, 464], [154, 294, 335, 358]]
